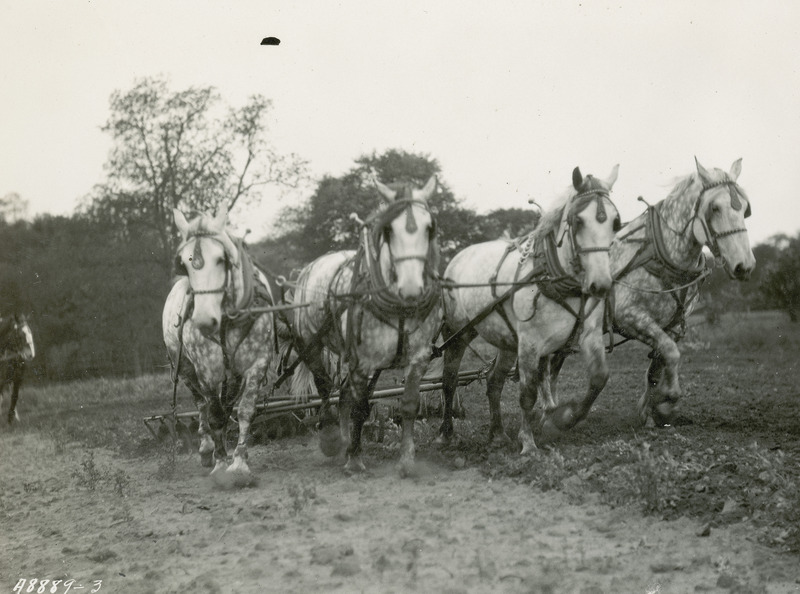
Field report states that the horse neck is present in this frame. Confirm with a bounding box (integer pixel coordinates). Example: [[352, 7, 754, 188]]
[[657, 184, 705, 268], [228, 245, 248, 310]]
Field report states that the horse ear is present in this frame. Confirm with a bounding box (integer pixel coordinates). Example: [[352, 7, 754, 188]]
[[213, 202, 229, 229], [572, 167, 583, 191], [374, 178, 397, 204], [694, 157, 713, 185], [174, 209, 190, 239], [729, 158, 742, 181], [605, 164, 620, 189], [413, 176, 437, 202]]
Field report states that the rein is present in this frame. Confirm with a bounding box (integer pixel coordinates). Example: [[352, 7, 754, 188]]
[[358, 199, 440, 323]]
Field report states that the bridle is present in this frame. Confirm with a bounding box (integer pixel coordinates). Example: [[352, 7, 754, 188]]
[[176, 230, 233, 297], [682, 178, 751, 258], [557, 188, 620, 275], [370, 197, 438, 284]]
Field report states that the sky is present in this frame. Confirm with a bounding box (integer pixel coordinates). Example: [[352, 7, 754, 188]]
[[2, 1, 799, 245]]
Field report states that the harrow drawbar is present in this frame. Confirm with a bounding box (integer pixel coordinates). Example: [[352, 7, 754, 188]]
[[144, 368, 486, 445]]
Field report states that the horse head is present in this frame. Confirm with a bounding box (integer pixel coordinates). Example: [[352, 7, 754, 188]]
[[692, 158, 755, 280], [1, 314, 34, 362], [372, 176, 438, 300], [557, 165, 621, 298], [174, 205, 240, 337]]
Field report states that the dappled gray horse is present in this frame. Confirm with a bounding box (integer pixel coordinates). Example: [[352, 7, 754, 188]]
[[436, 166, 621, 453], [163, 206, 281, 484], [291, 176, 441, 476], [544, 158, 755, 426]]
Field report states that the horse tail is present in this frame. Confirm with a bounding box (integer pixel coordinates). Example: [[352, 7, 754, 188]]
[[289, 348, 341, 404], [425, 354, 444, 380], [290, 361, 317, 404]]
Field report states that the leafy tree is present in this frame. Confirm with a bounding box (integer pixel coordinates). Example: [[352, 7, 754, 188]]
[[760, 233, 800, 322], [272, 148, 535, 269], [0, 192, 29, 223], [83, 76, 307, 271]]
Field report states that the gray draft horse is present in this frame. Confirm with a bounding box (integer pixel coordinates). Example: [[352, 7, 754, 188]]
[[163, 206, 282, 484], [436, 166, 621, 453], [291, 176, 441, 476], [544, 158, 755, 426]]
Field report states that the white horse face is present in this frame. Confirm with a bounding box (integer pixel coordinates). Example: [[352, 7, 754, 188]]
[[374, 176, 437, 300], [174, 208, 238, 336], [694, 159, 756, 280], [565, 165, 620, 297]]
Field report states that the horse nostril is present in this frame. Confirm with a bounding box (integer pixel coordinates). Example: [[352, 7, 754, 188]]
[[734, 263, 752, 281], [589, 282, 608, 298], [198, 318, 220, 336]]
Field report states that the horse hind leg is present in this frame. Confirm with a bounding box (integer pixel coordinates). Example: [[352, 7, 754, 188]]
[[305, 351, 345, 458], [344, 370, 370, 473], [434, 325, 476, 445], [485, 349, 516, 445]]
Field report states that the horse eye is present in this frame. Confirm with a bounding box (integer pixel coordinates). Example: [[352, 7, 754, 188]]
[[574, 218, 584, 229], [613, 217, 622, 232]]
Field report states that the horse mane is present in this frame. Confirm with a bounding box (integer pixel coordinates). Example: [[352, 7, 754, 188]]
[[662, 173, 697, 202], [527, 190, 571, 242]]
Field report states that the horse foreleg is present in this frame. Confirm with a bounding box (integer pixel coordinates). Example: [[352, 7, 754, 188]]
[[547, 350, 569, 406], [516, 341, 542, 455], [228, 373, 263, 482], [485, 349, 516, 445], [398, 357, 427, 478], [187, 384, 214, 467], [543, 330, 608, 431], [207, 394, 229, 475], [641, 352, 674, 426], [344, 370, 370, 473], [435, 325, 475, 445], [7, 371, 22, 424], [635, 328, 681, 427]]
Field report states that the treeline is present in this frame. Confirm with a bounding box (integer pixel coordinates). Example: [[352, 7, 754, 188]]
[[3, 188, 798, 383], [0, 149, 540, 382], [2, 78, 798, 383]]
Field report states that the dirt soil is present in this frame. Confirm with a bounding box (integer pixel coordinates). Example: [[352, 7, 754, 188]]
[[2, 312, 800, 593], [2, 429, 799, 594]]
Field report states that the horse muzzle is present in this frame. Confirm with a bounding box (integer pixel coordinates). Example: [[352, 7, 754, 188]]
[[194, 315, 221, 337], [729, 262, 754, 281]]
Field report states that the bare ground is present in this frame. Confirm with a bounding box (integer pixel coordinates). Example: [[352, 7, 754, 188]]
[[2, 311, 800, 593]]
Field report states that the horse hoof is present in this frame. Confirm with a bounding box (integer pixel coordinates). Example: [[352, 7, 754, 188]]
[[397, 460, 416, 479], [344, 456, 366, 473], [210, 460, 228, 476], [434, 432, 452, 446], [651, 403, 676, 427], [518, 433, 538, 455], [545, 406, 577, 432], [200, 451, 214, 468], [319, 425, 343, 457]]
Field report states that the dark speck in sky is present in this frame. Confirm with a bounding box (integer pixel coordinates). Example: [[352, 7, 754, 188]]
[[261, 37, 280, 46]]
